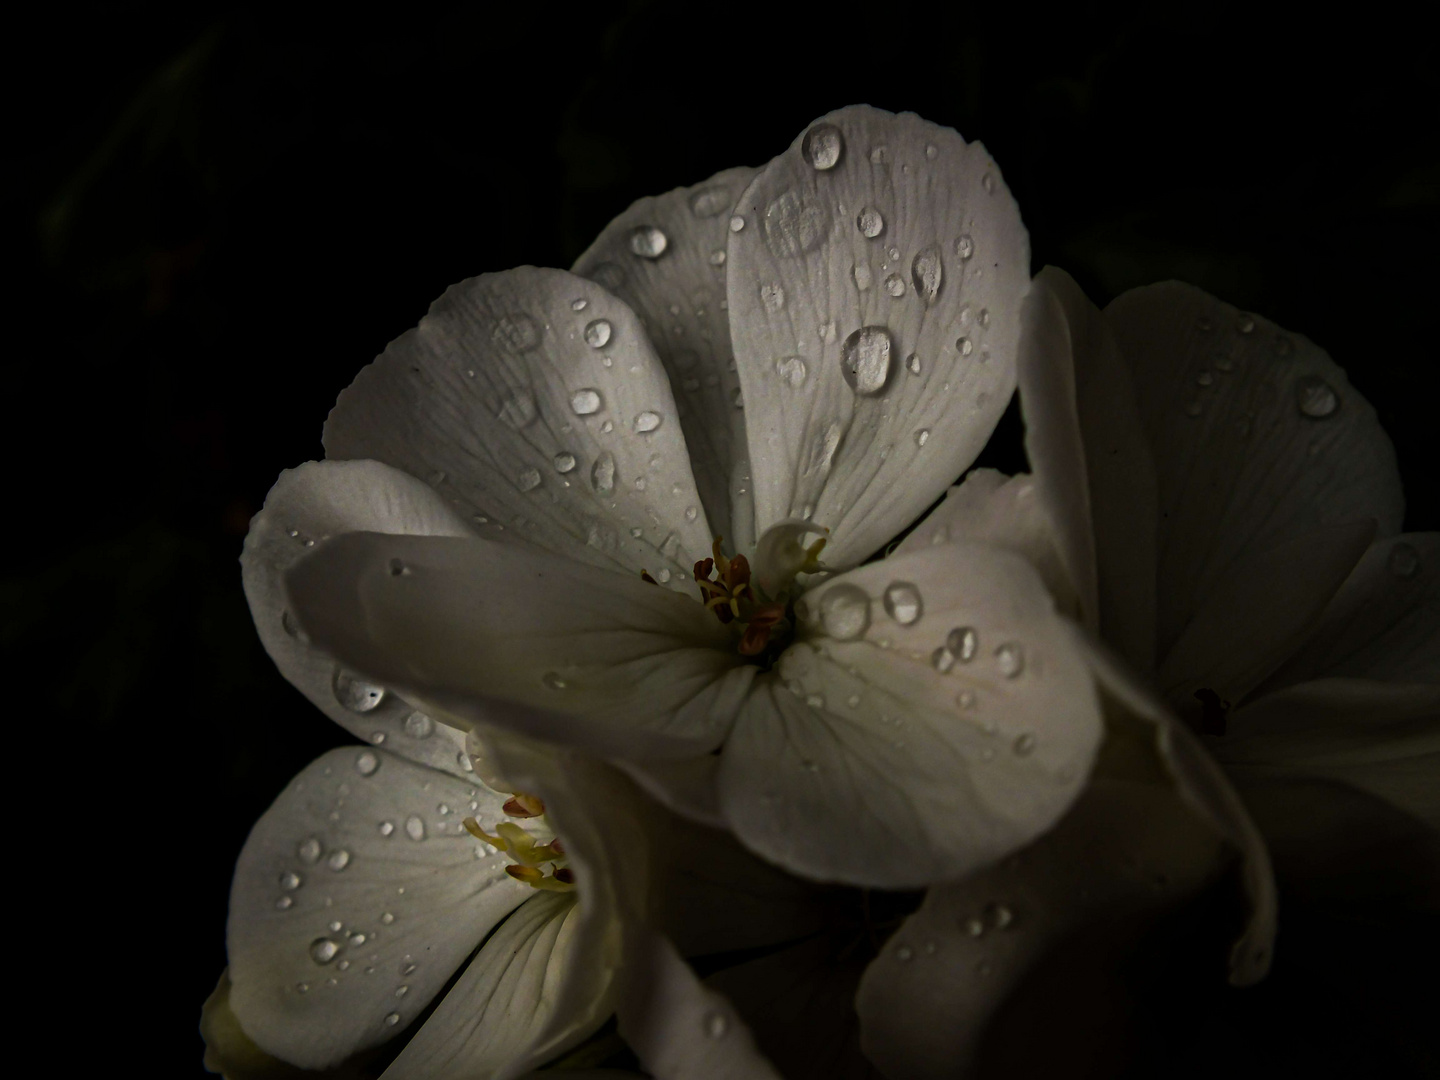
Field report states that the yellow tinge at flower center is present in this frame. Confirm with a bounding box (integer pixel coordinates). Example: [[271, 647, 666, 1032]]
[[463, 794, 575, 892]]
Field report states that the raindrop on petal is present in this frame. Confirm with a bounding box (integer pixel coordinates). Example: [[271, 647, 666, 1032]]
[[403, 711, 434, 739], [516, 468, 542, 493], [553, 452, 577, 474], [309, 938, 340, 964], [1295, 375, 1339, 419], [583, 319, 612, 348], [690, 187, 731, 217], [1013, 732, 1036, 756], [354, 751, 379, 777], [333, 670, 385, 714], [327, 849, 351, 872], [818, 584, 871, 641], [404, 815, 426, 842], [297, 838, 322, 864], [570, 388, 603, 416], [911, 245, 943, 303], [841, 326, 894, 396], [633, 411, 662, 434], [883, 582, 923, 625], [995, 642, 1025, 678], [629, 225, 668, 259], [775, 355, 808, 387], [947, 627, 978, 661], [591, 452, 616, 494], [856, 206, 885, 238], [802, 122, 844, 170]]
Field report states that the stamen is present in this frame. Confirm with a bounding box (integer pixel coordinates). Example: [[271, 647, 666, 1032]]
[[502, 793, 545, 818], [463, 817, 508, 850]]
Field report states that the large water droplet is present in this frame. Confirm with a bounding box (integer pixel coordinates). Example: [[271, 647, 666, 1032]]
[[403, 711, 434, 740], [852, 262, 873, 290], [1295, 375, 1339, 419], [583, 319, 612, 348], [327, 849, 351, 872], [516, 467, 542, 493], [553, 452, 577, 474], [297, 838, 322, 864], [355, 751, 379, 777], [763, 189, 829, 258], [947, 627, 978, 662], [884, 273, 906, 298], [856, 206, 885, 238], [760, 281, 786, 312], [954, 234, 974, 259], [911, 246, 943, 303], [775, 355, 808, 387], [995, 642, 1024, 678], [633, 411, 662, 434], [729, 214, 745, 232], [883, 582, 923, 625], [309, 938, 339, 964], [1388, 542, 1421, 579], [570, 388, 603, 416], [333, 670, 385, 713], [690, 186, 731, 217], [802, 122, 844, 170], [956, 336, 974, 357], [841, 326, 893, 396], [492, 313, 540, 352], [629, 225, 668, 259], [819, 584, 871, 640], [280, 871, 302, 891], [496, 391, 537, 429], [404, 815, 426, 842], [591, 452, 617, 494]]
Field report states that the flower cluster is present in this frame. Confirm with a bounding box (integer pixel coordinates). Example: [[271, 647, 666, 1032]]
[[203, 106, 1437, 1080]]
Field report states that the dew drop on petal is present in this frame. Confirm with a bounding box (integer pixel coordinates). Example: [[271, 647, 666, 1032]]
[[915, 428, 930, 447], [276, 896, 293, 910], [634, 411, 662, 434], [856, 206, 885, 238], [802, 122, 844, 170], [309, 938, 339, 965], [885, 273, 906, 298], [379, 821, 395, 837], [1237, 314, 1256, 334], [404, 815, 426, 842], [704, 1011, 730, 1039], [883, 582, 923, 625], [841, 326, 893, 396], [333, 670, 385, 714], [907, 353, 921, 375], [690, 186, 731, 217], [760, 281, 786, 311], [403, 711, 434, 740], [1295, 375, 1339, 419], [729, 214, 745, 233], [818, 584, 871, 640], [931, 646, 956, 673], [954, 234, 975, 259], [956, 336, 974, 357], [570, 388, 603, 416], [629, 225, 668, 259], [553, 452, 577, 474], [385, 1013, 401, 1027], [895, 944, 914, 962], [1388, 542, 1421, 578], [775, 355, 808, 387], [852, 262, 873, 290], [297, 838, 322, 864], [353, 751, 381, 777], [570, 298, 587, 311], [583, 319, 612, 348], [496, 391, 537, 430], [542, 671, 568, 690], [911, 245, 943, 303], [984, 901, 1014, 929], [591, 452, 616, 494], [995, 642, 1024, 678], [964, 917, 985, 937], [516, 467, 542, 493], [327, 849, 351, 871], [947, 627, 978, 662]]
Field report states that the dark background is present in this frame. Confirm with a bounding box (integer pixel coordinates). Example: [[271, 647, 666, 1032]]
[[7, 3, 1436, 1076]]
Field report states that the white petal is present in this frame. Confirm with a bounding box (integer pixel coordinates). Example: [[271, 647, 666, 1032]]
[[1017, 267, 1157, 668], [855, 774, 1231, 1080], [617, 754, 727, 829], [1221, 678, 1440, 827], [1104, 283, 1403, 674], [1075, 632, 1277, 985], [727, 106, 1029, 567], [227, 748, 530, 1069], [242, 459, 478, 777], [617, 929, 783, 1080], [380, 892, 588, 1080], [719, 543, 1102, 887], [891, 469, 1077, 617], [1262, 533, 1440, 688], [1158, 520, 1375, 710], [286, 532, 754, 759], [325, 266, 714, 586], [573, 167, 759, 551]]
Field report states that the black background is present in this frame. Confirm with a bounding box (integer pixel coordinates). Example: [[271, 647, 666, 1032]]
[[8, 3, 1437, 1076]]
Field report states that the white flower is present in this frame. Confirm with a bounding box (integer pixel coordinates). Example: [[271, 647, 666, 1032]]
[[254, 105, 1107, 890], [851, 268, 1437, 1077]]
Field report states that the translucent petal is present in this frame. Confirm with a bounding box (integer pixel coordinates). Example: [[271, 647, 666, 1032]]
[[325, 266, 713, 588], [1261, 533, 1440, 688], [573, 167, 759, 550], [241, 459, 477, 777], [1018, 267, 1157, 669], [891, 469, 1077, 618], [226, 748, 529, 1069], [727, 106, 1029, 567], [719, 543, 1102, 887], [855, 774, 1231, 1080], [1104, 283, 1403, 674], [285, 532, 754, 760]]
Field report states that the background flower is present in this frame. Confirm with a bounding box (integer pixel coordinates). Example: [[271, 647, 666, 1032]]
[[11, 5, 1436, 1077]]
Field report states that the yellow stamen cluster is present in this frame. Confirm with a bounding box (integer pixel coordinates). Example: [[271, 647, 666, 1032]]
[[463, 792, 574, 892]]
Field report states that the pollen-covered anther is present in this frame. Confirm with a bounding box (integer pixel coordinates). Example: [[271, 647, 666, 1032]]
[[502, 792, 546, 818], [505, 864, 576, 892]]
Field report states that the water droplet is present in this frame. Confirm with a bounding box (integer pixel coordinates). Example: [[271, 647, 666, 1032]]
[[705, 1011, 730, 1038], [516, 467, 542, 493], [496, 391, 537, 430], [910, 245, 943, 303], [1196, 371, 1214, 387], [852, 262, 873, 290], [634, 411, 662, 434], [947, 627, 978, 662], [763, 188, 829, 257], [856, 206, 885, 238], [979, 308, 990, 328], [841, 326, 893, 396], [570, 298, 588, 311], [803, 122, 844, 170], [883, 582, 923, 625], [760, 281, 786, 311], [982, 172, 996, 194], [381, 912, 395, 925], [690, 186, 731, 217], [956, 336, 974, 357], [403, 712, 434, 740], [385, 1013, 401, 1027], [818, 584, 871, 640], [1013, 732, 1036, 756], [379, 820, 395, 836], [276, 896, 293, 910], [983, 901, 1014, 929], [629, 225, 668, 259], [542, 671, 568, 690], [964, 917, 985, 937], [915, 428, 930, 447], [1388, 542, 1421, 578], [298, 838, 323, 864], [326, 848, 351, 872], [1295, 375, 1339, 418], [492, 313, 540, 352], [309, 938, 339, 964], [333, 670, 385, 713], [774, 354, 808, 388], [884, 272, 906, 298], [552, 451, 577, 475], [709, 248, 726, 266], [995, 642, 1024, 678], [1237, 314, 1255, 334], [895, 944, 914, 962], [954, 234, 974, 260], [957, 689, 977, 710], [404, 815, 426, 842], [350, 751, 379, 778], [729, 214, 745, 232], [906, 353, 922, 375], [583, 319, 612, 348], [931, 646, 956, 673], [589, 452, 617, 495], [570, 388, 603, 416], [347, 931, 367, 948]]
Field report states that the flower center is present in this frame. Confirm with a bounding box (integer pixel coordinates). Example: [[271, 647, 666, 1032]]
[[691, 534, 826, 665], [463, 792, 575, 891]]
